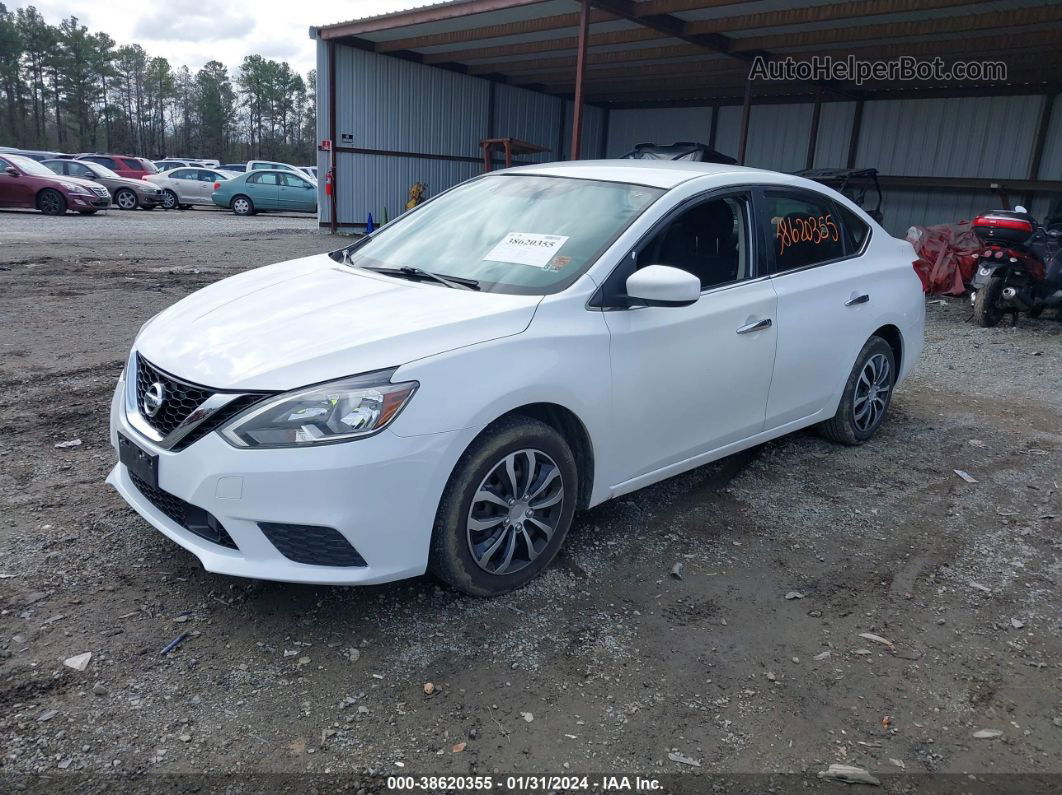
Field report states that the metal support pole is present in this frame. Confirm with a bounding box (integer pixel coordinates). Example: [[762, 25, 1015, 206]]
[[846, 99, 864, 170], [805, 91, 822, 170], [569, 0, 590, 160], [327, 39, 337, 235], [737, 79, 752, 165]]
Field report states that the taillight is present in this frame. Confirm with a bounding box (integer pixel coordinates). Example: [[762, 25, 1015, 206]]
[[213, 182, 220, 190]]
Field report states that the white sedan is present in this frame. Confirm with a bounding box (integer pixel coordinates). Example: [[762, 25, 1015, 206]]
[[108, 161, 924, 595], [146, 167, 239, 210]]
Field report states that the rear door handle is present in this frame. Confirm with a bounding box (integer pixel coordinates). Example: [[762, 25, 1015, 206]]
[[845, 294, 870, 306], [736, 318, 772, 334]]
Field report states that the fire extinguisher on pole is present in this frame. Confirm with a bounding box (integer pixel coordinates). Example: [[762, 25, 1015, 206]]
[[324, 170, 334, 197]]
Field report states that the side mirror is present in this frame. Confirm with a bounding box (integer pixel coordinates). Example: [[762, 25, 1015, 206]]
[[4, 167, 19, 177], [625, 265, 700, 307]]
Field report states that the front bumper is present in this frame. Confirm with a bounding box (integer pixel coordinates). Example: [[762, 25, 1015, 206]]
[[71, 194, 111, 209], [107, 375, 477, 585]]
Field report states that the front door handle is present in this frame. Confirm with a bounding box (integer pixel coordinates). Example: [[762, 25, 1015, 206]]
[[845, 293, 870, 306], [736, 318, 772, 334]]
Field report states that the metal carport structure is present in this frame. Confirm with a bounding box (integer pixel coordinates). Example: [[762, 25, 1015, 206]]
[[311, 0, 1062, 234]]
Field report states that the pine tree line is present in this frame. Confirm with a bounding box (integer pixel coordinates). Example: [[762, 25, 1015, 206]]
[[0, 4, 316, 163]]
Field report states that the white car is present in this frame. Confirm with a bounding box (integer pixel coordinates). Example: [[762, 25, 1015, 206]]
[[247, 160, 304, 175], [108, 161, 924, 595], [147, 167, 239, 209]]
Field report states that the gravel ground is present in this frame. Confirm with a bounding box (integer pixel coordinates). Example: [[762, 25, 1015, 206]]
[[1, 208, 1060, 793]]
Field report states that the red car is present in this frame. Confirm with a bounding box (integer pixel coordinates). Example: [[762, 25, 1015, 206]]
[[0, 153, 112, 215], [76, 153, 158, 180]]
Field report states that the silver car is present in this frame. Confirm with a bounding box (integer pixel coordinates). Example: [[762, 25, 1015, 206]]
[[147, 167, 239, 210]]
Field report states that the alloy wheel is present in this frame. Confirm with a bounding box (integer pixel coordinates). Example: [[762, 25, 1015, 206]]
[[466, 448, 565, 576], [39, 191, 63, 215], [116, 190, 137, 209], [233, 197, 250, 214], [853, 353, 891, 432], [162, 190, 178, 210]]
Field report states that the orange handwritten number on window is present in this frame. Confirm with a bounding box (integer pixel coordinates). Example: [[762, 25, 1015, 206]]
[[776, 212, 839, 256]]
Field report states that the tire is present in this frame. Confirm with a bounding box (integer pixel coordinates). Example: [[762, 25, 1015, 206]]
[[114, 188, 139, 210], [37, 188, 67, 216], [1026, 303, 1043, 319], [429, 416, 578, 596], [161, 190, 179, 210], [231, 195, 254, 216], [817, 336, 897, 446], [973, 275, 1006, 327]]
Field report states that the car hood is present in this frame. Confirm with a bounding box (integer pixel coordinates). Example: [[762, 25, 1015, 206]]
[[135, 253, 542, 391], [109, 175, 153, 190], [57, 175, 103, 191]]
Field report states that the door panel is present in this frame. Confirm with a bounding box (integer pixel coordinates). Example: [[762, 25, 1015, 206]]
[[603, 282, 778, 482], [759, 189, 884, 428]]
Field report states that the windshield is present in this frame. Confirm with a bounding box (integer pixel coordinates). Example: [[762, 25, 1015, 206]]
[[5, 154, 58, 177], [340, 174, 663, 295]]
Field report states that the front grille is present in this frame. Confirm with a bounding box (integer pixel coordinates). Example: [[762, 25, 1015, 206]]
[[258, 523, 367, 567], [136, 355, 214, 437], [171, 394, 265, 451], [129, 472, 238, 549], [90, 185, 109, 197]]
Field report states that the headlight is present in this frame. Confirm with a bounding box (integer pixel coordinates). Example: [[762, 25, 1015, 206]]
[[220, 369, 417, 448], [62, 182, 91, 195]]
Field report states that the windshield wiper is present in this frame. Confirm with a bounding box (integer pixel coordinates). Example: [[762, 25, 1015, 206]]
[[359, 264, 480, 290]]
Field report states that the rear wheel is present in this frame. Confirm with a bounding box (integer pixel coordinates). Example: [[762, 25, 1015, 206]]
[[161, 190, 179, 210], [231, 195, 254, 216], [818, 336, 896, 446], [114, 188, 139, 210], [973, 274, 1006, 327], [430, 417, 578, 596], [37, 188, 67, 216]]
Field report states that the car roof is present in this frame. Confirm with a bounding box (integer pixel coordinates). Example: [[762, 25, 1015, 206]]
[[504, 159, 791, 189]]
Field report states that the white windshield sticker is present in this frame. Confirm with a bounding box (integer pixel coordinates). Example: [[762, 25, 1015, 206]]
[[483, 232, 570, 268]]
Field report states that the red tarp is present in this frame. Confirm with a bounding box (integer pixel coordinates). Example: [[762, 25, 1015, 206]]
[[907, 222, 982, 296]]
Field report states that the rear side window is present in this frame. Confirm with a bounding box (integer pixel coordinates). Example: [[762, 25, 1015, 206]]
[[763, 191, 845, 274], [85, 156, 116, 169], [170, 169, 195, 180], [248, 172, 279, 185], [837, 204, 871, 252], [121, 158, 144, 171]]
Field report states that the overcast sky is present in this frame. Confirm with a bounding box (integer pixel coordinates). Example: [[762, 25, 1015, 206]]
[[7, 0, 435, 76]]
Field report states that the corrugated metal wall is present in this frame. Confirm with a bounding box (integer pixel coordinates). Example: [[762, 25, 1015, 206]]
[[604, 106, 714, 157], [601, 94, 1053, 235], [319, 39, 1055, 236], [321, 43, 596, 229]]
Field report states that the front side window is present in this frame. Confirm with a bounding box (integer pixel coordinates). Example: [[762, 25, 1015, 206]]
[[67, 162, 94, 178], [339, 174, 663, 295], [636, 195, 751, 289], [764, 191, 845, 273], [280, 172, 310, 188]]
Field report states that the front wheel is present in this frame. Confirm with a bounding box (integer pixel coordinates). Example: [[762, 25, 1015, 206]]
[[973, 274, 1006, 327], [818, 336, 896, 446], [37, 188, 67, 215], [231, 195, 254, 216], [430, 417, 578, 596], [114, 188, 139, 210]]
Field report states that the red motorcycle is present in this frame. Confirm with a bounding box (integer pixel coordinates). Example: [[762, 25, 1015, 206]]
[[970, 207, 1062, 326]]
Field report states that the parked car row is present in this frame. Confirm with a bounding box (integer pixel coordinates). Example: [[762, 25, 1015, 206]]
[[0, 148, 318, 216]]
